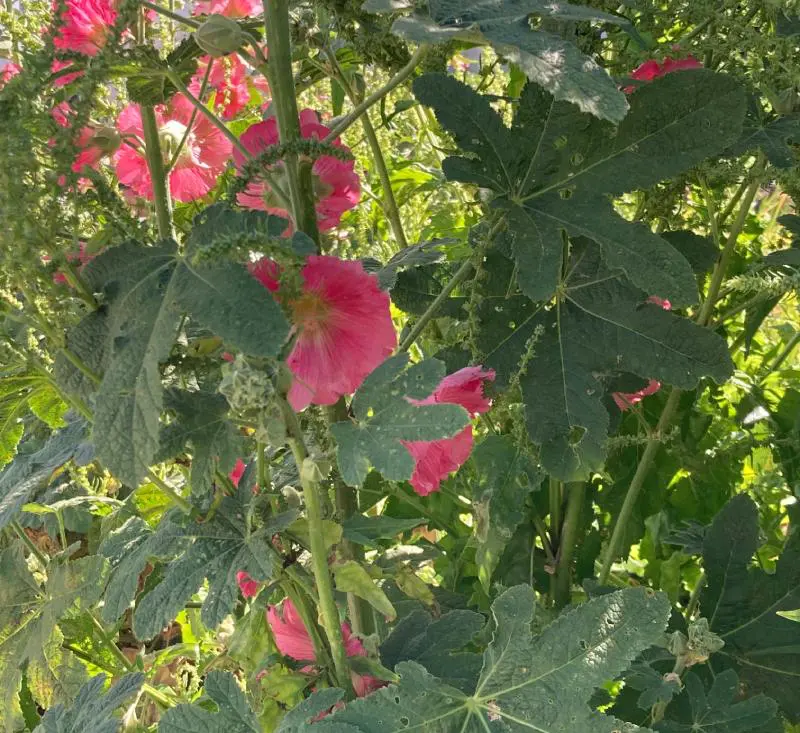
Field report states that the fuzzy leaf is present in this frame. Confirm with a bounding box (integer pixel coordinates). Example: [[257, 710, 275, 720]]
[[158, 670, 260, 733], [186, 203, 295, 257], [700, 495, 800, 723], [471, 436, 542, 590], [330, 354, 470, 487], [728, 99, 800, 169], [54, 311, 109, 404], [27, 629, 87, 712], [34, 673, 144, 733], [312, 584, 669, 732], [334, 561, 397, 620], [657, 670, 780, 733], [133, 487, 295, 639], [342, 515, 427, 548]]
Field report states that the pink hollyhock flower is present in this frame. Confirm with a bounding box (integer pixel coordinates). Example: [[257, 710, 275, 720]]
[[192, 0, 261, 17], [72, 125, 120, 173], [114, 95, 232, 203], [53, 243, 95, 285], [267, 599, 383, 697], [236, 570, 259, 598], [234, 109, 360, 232], [624, 55, 702, 93], [612, 296, 672, 410], [250, 255, 396, 411], [229, 458, 246, 487], [51, 59, 84, 87], [52, 0, 117, 57], [0, 62, 21, 89], [51, 101, 74, 128], [190, 54, 250, 120], [402, 367, 496, 496]]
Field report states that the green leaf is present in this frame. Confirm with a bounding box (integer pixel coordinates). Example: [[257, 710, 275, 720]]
[[157, 389, 244, 507], [91, 242, 180, 486], [471, 435, 542, 591], [657, 670, 780, 733], [0, 391, 26, 467], [390, 265, 468, 318], [378, 608, 484, 692], [334, 561, 397, 620], [342, 515, 427, 548], [278, 689, 346, 732], [377, 240, 450, 290], [54, 311, 109, 403], [519, 243, 732, 480], [728, 99, 800, 169], [330, 354, 470, 487], [158, 670, 260, 733], [34, 673, 145, 733], [624, 661, 681, 711], [28, 386, 68, 429], [133, 487, 296, 639], [660, 231, 719, 276], [429, 0, 629, 25], [172, 259, 290, 358], [414, 70, 746, 307], [312, 584, 670, 732], [0, 418, 90, 532], [26, 629, 87, 713], [700, 495, 800, 723]]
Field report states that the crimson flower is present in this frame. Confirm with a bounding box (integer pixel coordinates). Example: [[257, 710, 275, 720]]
[[190, 54, 251, 120], [267, 598, 383, 697], [612, 297, 672, 410], [192, 0, 262, 18], [402, 366, 496, 496], [624, 56, 702, 93], [228, 458, 246, 487], [236, 571, 259, 599], [250, 255, 396, 411], [234, 109, 360, 232], [114, 95, 232, 202], [52, 0, 116, 56]]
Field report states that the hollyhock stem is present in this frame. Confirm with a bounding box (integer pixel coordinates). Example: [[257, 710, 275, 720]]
[[262, 0, 320, 243], [139, 0, 200, 27], [553, 482, 584, 608], [140, 106, 175, 240], [278, 396, 353, 694], [166, 61, 213, 173]]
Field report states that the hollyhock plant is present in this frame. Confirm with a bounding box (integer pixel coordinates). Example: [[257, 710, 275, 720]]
[[229, 458, 246, 487], [624, 55, 702, 93], [236, 571, 259, 598], [190, 54, 250, 120], [114, 95, 232, 203], [193, 0, 262, 18], [52, 0, 117, 57], [250, 255, 396, 411], [51, 101, 74, 128], [51, 59, 84, 87], [72, 125, 120, 173], [234, 109, 360, 232], [267, 598, 382, 697], [0, 62, 21, 89], [612, 297, 672, 410], [52, 243, 95, 285], [402, 366, 496, 496]]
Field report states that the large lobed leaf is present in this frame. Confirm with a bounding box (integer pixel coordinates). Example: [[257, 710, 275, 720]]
[[699, 494, 800, 723]]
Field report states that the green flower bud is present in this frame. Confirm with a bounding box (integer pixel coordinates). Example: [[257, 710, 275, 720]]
[[194, 14, 245, 57], [91, 125, 121, 154]]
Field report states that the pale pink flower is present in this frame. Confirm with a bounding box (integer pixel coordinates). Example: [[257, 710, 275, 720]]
[[51, 59, 84, 87], [234, 109, 360, 232], [267, 598, 382, 697], [52, 0, 117, 56], [612, 296, 672, 410], [402, 367, 496, 496], [192, 0, 261, 18], [624, 56, 702, 93], [113, 95, 232, 202], [229, 458, 246, 487], [250, 255, 396, 411], [236, 570, 259, 598], [0, 62, 21, 89], [190, 54, 250, 120]]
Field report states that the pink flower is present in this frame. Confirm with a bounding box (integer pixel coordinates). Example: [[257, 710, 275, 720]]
[[624, 56, 702, 93], [267, 599, 382, 697], [250, 255, 396, 411], [190, 54, 250, 120], [236, 570, 259, 598], [53, 243, 95, 285], [192, 0, 261, 17], [52, 0, 117, 56], [113, 95, 232, 203], [72, 125, 120, 173], [51, 59, 84, 87], [612, 296, 672, 410], [0, 62, 21, 89], [229, 458, 246, 487], [234, 109, 360, 232], [51, 101, 74, 128], [402, 367, 496, 496]]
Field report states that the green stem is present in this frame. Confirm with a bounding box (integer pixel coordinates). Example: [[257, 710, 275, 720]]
[[398, 259, 473, 351], [139, 0, 199, 27], [262, 0, 320, 242], [140, 106, 175, 240], [761, 331, 800, 380], [10, 520, 48, 565], [167, 61, 213, 173], [553, 482, 585, 608], [598, 389, 681, 585], [323, 45, 428, 143], [145, 469, 194, 515], [278, 396, 352, 694], [548, 477, 562, 604], [684, 569, 706, 620]]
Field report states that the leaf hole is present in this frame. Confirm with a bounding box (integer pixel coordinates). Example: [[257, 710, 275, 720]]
[[568, 425, 586, 445], [559, 187, 574, 200], [400, 717, 409, 726]]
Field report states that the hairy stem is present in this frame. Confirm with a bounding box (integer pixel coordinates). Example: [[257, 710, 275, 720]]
[[10, 520, 48, 565], [553, 482, 585, 608], [140, 106, 175, 240]]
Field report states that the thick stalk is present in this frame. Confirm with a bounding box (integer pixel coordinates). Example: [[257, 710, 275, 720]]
[[548, 477, 562, 604], [553, 482, 585, 608], [262, 0, 320, 241], [278, 396, 353, 694], [140, 106, 174, 240]]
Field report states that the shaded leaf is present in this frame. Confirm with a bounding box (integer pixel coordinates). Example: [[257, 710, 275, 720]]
[[728, 98, 800, 169], [342, 515, 427, 548]]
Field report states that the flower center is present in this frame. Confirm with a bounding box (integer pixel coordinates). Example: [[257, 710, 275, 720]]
[[291, 291, 331, 336], [159, 120, 190, 163]]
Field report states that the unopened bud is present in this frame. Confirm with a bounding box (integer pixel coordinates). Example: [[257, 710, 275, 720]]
[[91, 125, 121, 154], [194, 14, 245, 57]]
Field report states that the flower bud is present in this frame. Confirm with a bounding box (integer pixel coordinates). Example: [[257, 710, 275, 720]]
[[194, 14, 245, 57], [91, 125, 121, 154]]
